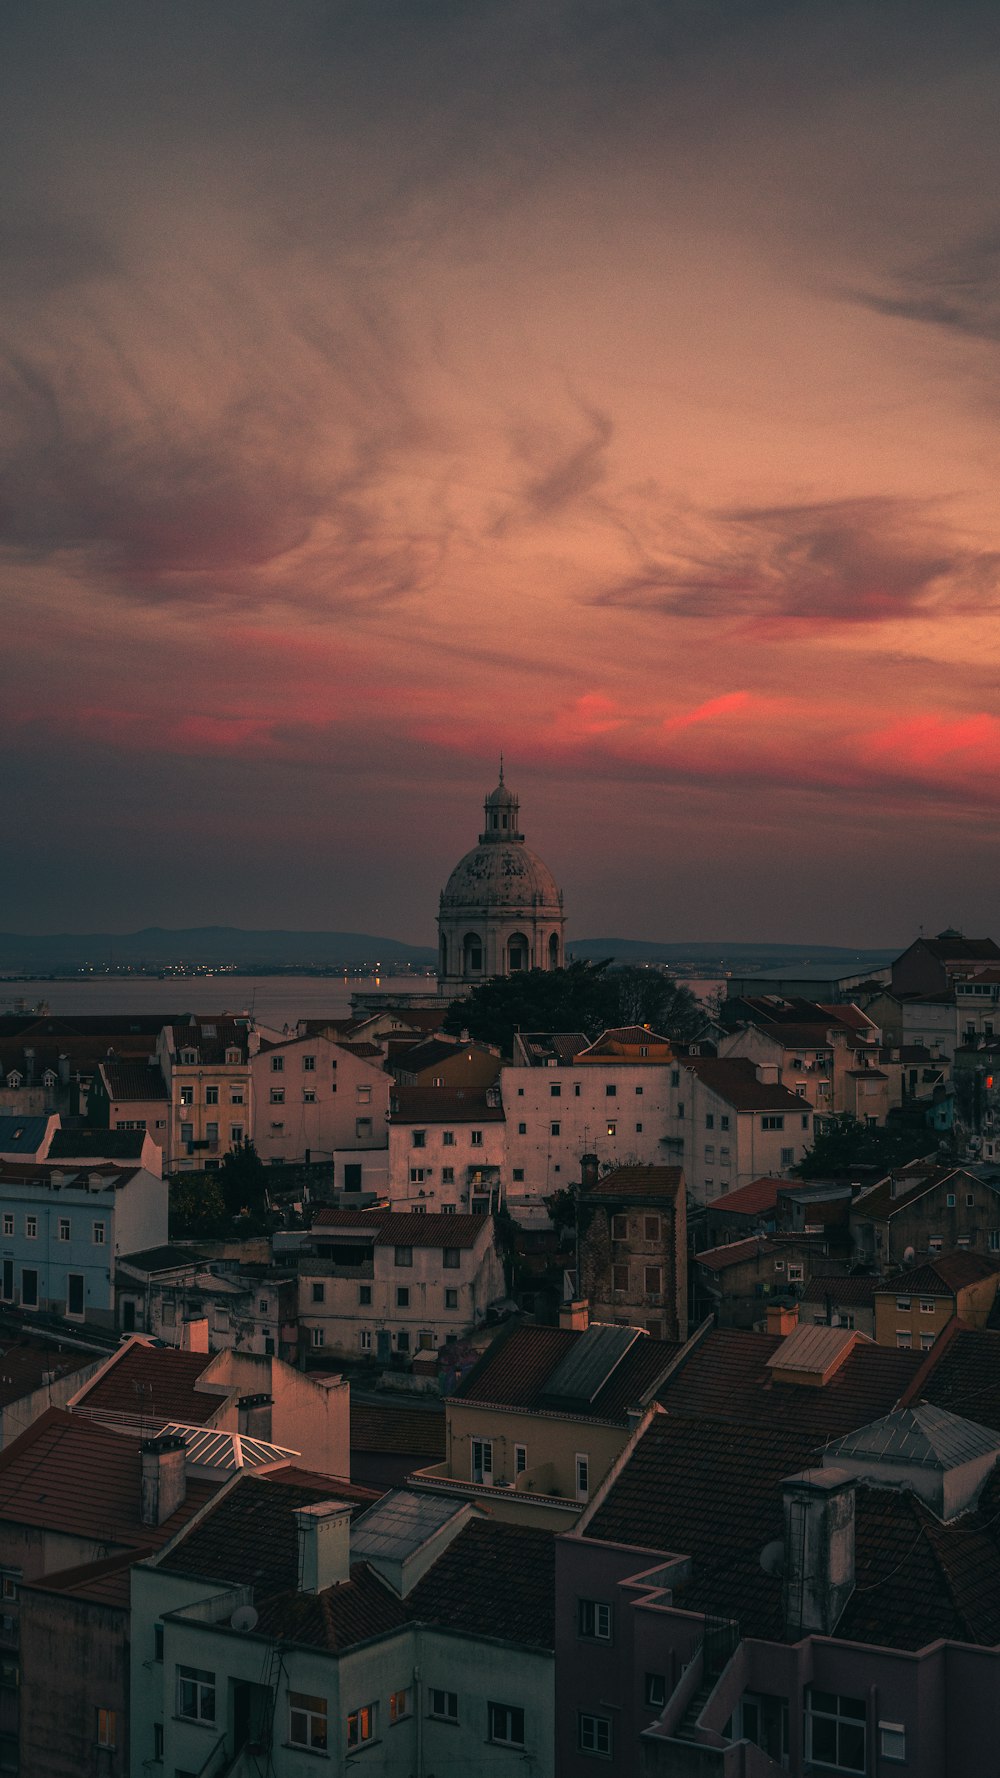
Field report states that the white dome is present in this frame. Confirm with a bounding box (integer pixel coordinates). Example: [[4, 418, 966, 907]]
[[441, 841, 563, 914]]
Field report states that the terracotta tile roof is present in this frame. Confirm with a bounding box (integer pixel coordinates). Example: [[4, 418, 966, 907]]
[[311, 1209, 489, 1249], [350, 1402, 446, 1458], [340, 1041, 385, 1059], [255, 1560, 412, 1648], [118, 1244, 205, 1274], [73, 1343, 225, 1424], [682, 1057, 806, 1111], [916, 1329, 1000, 1433], [840, 1470, 1000, 1650], [407, 1517, 554, 1650], [708, 1177, 786, 1217], [158, 1471, 377, 1594], [26, 1548, 146, 1610], [0, 1340, 96, 1408], [656, 1327, 921, 1441], [100, 1061, 168, 1101], [515, 1032, 590, 1065], [853, 1167, 989, 1221], [921, 936, 1000, 963], [875, 1252, 1000, 1297], [48, 1129, 151, 1161], [0, 1408, 220, 1547], [455, 1323, 680, 1422], [576, 1027, 673, 1058], [583, 1164, 683, 1204], [390, 1085, 503, 1123], [695, 1237, 764, 1271], [166, 1020, 249, 1065]]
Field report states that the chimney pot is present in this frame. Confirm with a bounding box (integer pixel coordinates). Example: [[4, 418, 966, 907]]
[[581, 1153, 599, 1192], [295, 1502, 353, 1593], [559, 1298, 590, 1332], [141, 1434, 187, 1527], [766, 1302, 799, 1337], [782, 1467, 855, 1638]]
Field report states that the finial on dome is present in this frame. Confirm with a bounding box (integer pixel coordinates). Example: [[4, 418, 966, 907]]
[[499, 751, 504, 785]]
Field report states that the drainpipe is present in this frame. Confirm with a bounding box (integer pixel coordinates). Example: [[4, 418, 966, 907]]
[[413, 1665, 422, 1778]]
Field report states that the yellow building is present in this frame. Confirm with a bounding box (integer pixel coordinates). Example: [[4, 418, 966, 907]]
[[874, 1251, 1000, 1351]]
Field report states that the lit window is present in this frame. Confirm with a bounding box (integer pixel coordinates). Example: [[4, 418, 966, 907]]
[[389, 1688, 409, 1724], [96, 1708, 117, 1749], [284, 1693, 326, 1749], [346, 1703, 376, 1749], [607, 1121, 616, 1136], [488, 1702, 525, 1747], [177, 1666, 215, 1723]]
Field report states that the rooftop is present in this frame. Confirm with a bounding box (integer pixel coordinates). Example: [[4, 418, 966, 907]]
[[47, 1128, 150, 1161], [0, 1339, 96, 1409], [682, 1057, 807, 1111], [583, 1164, 684, 1204], [455, 1321, 680, 1422], [801, 1274, 878, 1308], [707, 1177, 787, 1218], [71, 1341, 224, 1426], [0, 1116, 52, 1154], [118, 1244, 206, 1275], [99, 1060, 168, 1102], [311, 1209, 490, 1250], [853, 1167, 992, 1221], [875, 1251, 1000, 1297], [350, 1401, 446, 1459], [390, 1085, 503, 1123], [824, 1402, 1000, 1471]]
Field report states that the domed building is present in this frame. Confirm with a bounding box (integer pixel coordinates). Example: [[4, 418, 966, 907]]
[[437, 765, 566, 996]]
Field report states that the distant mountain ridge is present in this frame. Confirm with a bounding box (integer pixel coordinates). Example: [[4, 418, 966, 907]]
[[0, 927, 899, 973]]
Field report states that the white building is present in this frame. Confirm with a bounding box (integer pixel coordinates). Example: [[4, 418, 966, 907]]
[[437, 766, 565, 997], [387, 1085, 505, 1213], [299, 1209, 505, 1363], [664, 1057, 813, 1205]]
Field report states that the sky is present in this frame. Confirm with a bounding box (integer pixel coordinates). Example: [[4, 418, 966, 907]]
[[2, 0, 999, 946]]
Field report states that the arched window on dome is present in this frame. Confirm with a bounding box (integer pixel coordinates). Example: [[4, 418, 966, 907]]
[[463, 933, 483, 975], [508, 933, 529, 973], [439, 934, 448, 977], [548, 932, 560, 970]]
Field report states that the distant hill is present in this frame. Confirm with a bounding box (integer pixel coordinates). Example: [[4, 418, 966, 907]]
[[0, 928, 437, 970], [0, 927, 899, 976]]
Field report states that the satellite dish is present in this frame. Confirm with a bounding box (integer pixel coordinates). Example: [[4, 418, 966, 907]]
[[230, 1605, 259, 1633], [760, 1539, 785, 1577]]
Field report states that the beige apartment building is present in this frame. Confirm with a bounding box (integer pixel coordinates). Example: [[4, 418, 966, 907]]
[[156, 1018, 255, 1172], [250, 1030, 391, 1176]]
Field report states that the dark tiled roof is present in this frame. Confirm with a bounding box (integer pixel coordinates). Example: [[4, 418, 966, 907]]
[[75, 1343, 224, 1424], [312, 1209, 489, 1249], [916, 1329, 1000, 1433], [48, 1129, 150, 1160], [100, 1061, 168, 1101], [255, 1562, 411, 1649], [584, 1165, 683, 1204], [118, 1244, 205, 1274], [875, 1252, 1000, 1297], [0, 1341, 96, 1407], [656, 1327, 921, 1441], [350, 1402, 446, 1458], [515, 1032, 590, 1065], [841, 1470, 1000, 1650], [0, 1116, 52, 1153], [0, 1409, 219, 1547], [921, 936, 1000, 963], [801, 1275, 878, 1307], [408, 1518, 554, 1649], [851, 1167, 964, 1221], [27, 1548, 145, 1610], [167, 1019, 249, 1065], [695, 1238, 765, 1271], [158, 1471, 376, 1594], [455, 1323, 680, 1422], [390, 1086, 503, 1123], [683, 1057, 806, 1111]]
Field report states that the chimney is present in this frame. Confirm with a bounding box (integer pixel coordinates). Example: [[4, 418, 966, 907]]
[[180, 1317, 209, 1353], [58, 1053, 71, 1088], [238, 1393, 273, 1440], [559, 1298, 590, 1332], [782, 1468, 855, 1639], [580, 1153, 599, 1192], [755, 1062, 780, 1085], [766, 1302, 799, 1337], [23, 1048, 36, 1086], [141, 1434, 187, 1527], [295, 1502, 352, 1593]]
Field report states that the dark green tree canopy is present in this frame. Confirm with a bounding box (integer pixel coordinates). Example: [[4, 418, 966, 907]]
[[794, 1112, 934, 1179], [444, 960, 704, 1058]]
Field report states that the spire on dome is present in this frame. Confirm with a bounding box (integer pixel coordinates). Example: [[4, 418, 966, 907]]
[[482, 762, 520, 840]]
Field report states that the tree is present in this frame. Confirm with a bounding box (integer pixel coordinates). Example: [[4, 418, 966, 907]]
[[444, 960, 704, 1057], [169, 1172, 228, 1239], [218, 1139, 269, 1220], [794, 1112, 934, 1180]]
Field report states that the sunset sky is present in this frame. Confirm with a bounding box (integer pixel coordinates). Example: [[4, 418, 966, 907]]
[[3, 0, 999, 945]]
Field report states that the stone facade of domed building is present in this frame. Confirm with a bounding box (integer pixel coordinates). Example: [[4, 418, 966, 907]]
[[437, 768, 565, 997]]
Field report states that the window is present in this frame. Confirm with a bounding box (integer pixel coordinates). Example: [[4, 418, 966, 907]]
[[787, 1263, 804, 1282], [576, 1453, 590, 1500], [356, 1118, 373, 1139], [225, 1048, 241, 1065], [303, 1089, 317, 1103], [636, 1122, 643, 1133], [644, 1265, 661, 1293], [397, 1287, 410, 1307], [471, 1437, 493, 1482], [359, 1284, 372, 1305], [613, 1264, 629, 1291], [488, 1702, 525, 1747], [357, 1086, 372, 1105], [578, 1599, 612, 1640], [550, 1081, 562, 1097], [879, 1721, 906, 1762], [947, 1192, 956, 1206], [0, 1573, 17, 1602], [359, 1329, 373, 1352], [177, 1665, 215, 1723], [471, 1130, 483, 1146], [720, 1115, 730, 1130], [154, 1722, 164, 1760], [550, 1122, 561, 1136], [395, 1245, 412, 1267], [762, 1115, 784, 1131], [230, 1125, 244, 1144], [230, 1089, 244, 1105], [412, 1129, 426, 1148], [579, 1712, 612, 1757], [677, 1102, 684, 1118], [180, 1121, 194, 1144], [671, 1069, 680, 1087], [805, 1689, 865, 1773], [606, 1083, 617, 1097], [25, 1215, 36, 1240], [96, 1708, 117, 1750], [58, 1217, 70, 1241], [205, 1086, 219, 1104], [445, 1287, 458, 1309], [896, 1297, 911, 1312], [442, 1130, 455, 1146], [612, 1213, 628, 1239], [270, 1055, 284, 1073], [346, 1703, 376, 1749], [515, 1443, 527, 1474], [512, 1167, 524, 1181], [920, 1300, 936, 1314], [705, 1113, 715, 1129], [441, 1166, 455, 1184], [389, 1688, 409, 1723], [645, 1673, 666, 1709], [289, 1692, 328, 1750], [896, 1331, 912, 1349], [67, 1274, 84, 1317], [644, 1215, 659, 1239], [397, 1330, 410, 1352], [417, 1329, 435, 1350], [781, 1147, 795, 1166], [303, 1054, 316, 1071], [704, 1145, 715, 1162], [518, 1122, 527, 1135], [92, 1221, 106, 1245], [258, 1298, 269, 1314], [311, 1281, 325, 1303], [270, 1088, 285, 1104], [429, 1688, 458, 1722], [1, 1215, 11, 1237], [409, 1167, 426, 1184], [920, 1331, 935, 1350], [802, 1114, 810, 1131], [606, 1120, 617, 1136], [180, 1085, 194, 1105], [311, 1327, 325, 1348]]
